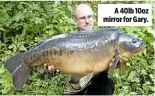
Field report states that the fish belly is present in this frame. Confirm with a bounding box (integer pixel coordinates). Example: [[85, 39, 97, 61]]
[[48, 48, 115, 75]]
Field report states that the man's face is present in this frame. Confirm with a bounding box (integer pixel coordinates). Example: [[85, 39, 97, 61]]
[[75, 8, 94, 31]]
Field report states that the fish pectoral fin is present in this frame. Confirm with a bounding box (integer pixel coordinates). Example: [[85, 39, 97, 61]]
[[108, 55, 121, 77], [119, 60, 126, 75]]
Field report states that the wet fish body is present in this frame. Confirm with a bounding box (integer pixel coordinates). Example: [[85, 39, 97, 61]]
[[4, 28, 145, 90]]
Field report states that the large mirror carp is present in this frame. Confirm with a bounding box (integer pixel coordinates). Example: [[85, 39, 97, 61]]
[[4, 28, 145, 90]]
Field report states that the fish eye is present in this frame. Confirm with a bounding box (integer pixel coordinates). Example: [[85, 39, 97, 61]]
[[132, 38, 138, 43]]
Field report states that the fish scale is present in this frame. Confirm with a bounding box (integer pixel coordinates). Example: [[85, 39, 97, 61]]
[[24, 48, 62, 67], [38, 29, 115, 50]]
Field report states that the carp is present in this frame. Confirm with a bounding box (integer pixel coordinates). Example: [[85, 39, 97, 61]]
[[4, 28, 145, 90]]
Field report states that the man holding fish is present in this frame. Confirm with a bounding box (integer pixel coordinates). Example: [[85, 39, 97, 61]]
[[44, 4, 115, 95], [4, 3, 145, 95]]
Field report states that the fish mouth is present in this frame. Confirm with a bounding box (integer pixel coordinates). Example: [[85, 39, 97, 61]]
[[120, 44, 146, 60], [130, 44, 146, 54]]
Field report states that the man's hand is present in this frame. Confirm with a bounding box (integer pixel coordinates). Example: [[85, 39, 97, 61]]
[[43, 63, 60, 75], [106, 59, 115, 72]]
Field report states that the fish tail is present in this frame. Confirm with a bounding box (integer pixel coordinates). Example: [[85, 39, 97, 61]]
[[4, 53, 23, 73], [13, 64, 30, 90], [4, 53, 31, 90]]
